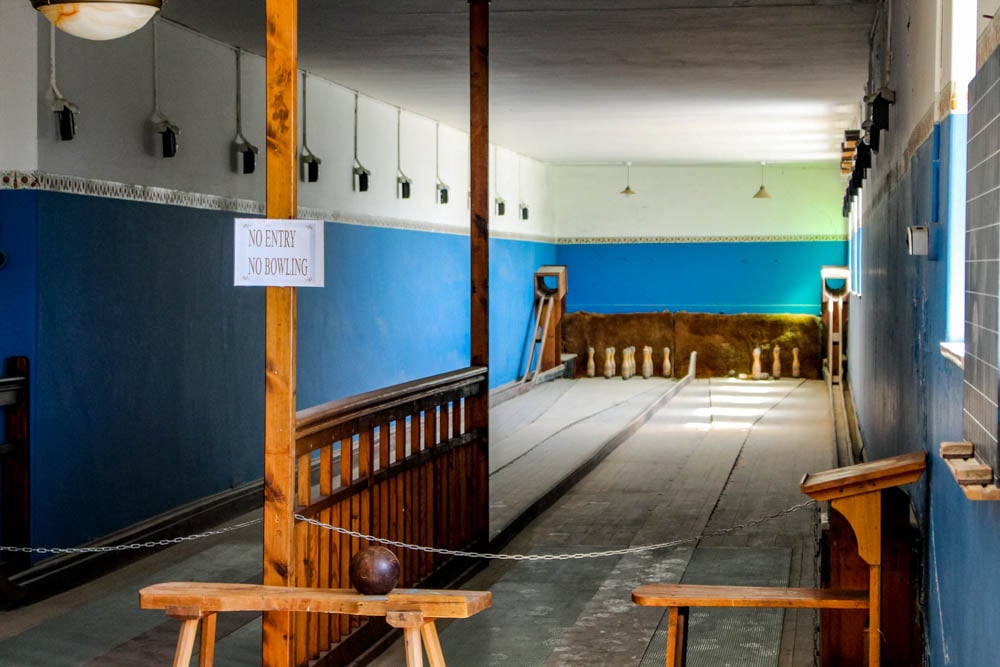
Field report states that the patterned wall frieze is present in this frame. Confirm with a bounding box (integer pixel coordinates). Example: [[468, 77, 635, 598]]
[[0, 171, 554, 244], [555, 233, 847, 244]]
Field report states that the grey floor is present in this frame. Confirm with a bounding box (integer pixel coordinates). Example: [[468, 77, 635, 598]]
[[0, 377, 834, 666]]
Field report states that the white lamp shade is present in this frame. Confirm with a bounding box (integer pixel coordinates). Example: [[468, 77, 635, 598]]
[[37, 3, 159, 41]]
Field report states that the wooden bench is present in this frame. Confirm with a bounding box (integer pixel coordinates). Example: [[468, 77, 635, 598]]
[[632, 584, 869, 666], [632, 451, 926, 667], [139, 582, 492, 667]]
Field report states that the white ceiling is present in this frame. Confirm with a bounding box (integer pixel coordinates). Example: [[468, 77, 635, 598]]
[[161, 0, 876, 166]]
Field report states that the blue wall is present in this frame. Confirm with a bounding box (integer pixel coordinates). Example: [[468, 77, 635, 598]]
[[556, 240, 847, 315], [0, 191, 38, 365], [845, 114, 1000, 666], [0, 191, 551, 549]]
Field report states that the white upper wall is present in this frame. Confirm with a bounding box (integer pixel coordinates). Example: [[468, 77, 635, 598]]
[[0, 1, 38, 170], [550, 163, 846, 239], [24, 16, 553, 239]]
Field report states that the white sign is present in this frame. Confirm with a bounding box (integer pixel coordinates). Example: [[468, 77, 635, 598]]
[[234, 218, 324, 287]]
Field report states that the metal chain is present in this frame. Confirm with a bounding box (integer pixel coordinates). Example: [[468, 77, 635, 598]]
[[0, 500, 816, 560], [0, 517, 263, 556], [293, 499, 818, 561]]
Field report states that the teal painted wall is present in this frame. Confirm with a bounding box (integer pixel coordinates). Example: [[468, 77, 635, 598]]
[[0, 191, 551, 550], [556, 240, 847, 315]]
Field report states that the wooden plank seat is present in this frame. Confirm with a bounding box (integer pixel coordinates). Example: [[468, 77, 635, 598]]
[[139, 582, 492, 667], [632, 584, 869, 667]]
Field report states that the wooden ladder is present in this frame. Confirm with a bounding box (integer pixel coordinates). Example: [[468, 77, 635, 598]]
[[522, 292, 555, 383]]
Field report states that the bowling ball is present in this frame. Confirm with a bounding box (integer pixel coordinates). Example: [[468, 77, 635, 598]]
[[349, 546, 400, 595]]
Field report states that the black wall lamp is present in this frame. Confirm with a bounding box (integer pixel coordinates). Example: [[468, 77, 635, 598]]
[[231, 48, 258, 174], [149, 19, 178, 158], [494, 145, 505, 215], [299, 72, 321, 182], [47, 25, 78, 141], [32, 0, 161, 41], [352, 92, 370, 192], [434, 122, 449, 204], [395, 108, 412, 199]]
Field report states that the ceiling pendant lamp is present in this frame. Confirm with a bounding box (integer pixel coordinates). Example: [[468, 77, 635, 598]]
[[620, 161, 636, 195], [752, 161, 771, 199], [32, 1, 161, 41]]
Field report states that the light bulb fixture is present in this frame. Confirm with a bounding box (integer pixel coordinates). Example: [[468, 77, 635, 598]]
[[299, 72, 321, 182], [231, 49, 258, 174], [494, 145, 505, 215], [752, 162, 771, 199], [396, 108, 412, 199], [48, 24, 78, 141], [517, 155, 528, 220], [434, 122, 449, 204], [149, 19, 178, 158], [352, 92, 370, 192], [33, 0, 161, 41], [620, 161, 636, 195]]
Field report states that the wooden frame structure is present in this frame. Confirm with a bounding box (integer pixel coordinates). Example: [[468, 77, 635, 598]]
[[258, 1, 491, 664], [633, 452, 925, 667]]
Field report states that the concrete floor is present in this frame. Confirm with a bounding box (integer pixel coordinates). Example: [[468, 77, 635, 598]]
[[0, 376, 834, 666]]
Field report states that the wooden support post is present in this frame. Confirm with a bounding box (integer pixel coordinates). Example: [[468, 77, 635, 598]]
[[469, 0, 490, 545], [262, 1, 298, 666]]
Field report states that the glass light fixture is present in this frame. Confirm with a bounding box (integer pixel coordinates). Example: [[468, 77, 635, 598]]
[[752, 161, 772, 199], [33, 1, 161, 41]]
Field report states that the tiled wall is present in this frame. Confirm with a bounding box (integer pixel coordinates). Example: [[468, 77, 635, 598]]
[[965, 50, 1000, 476]]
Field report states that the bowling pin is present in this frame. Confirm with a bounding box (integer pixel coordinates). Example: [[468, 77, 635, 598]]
[[792, 347, 801, 378], [642, 345, 653, 379], [772, 345, 781, 379], [587, 347, 596, 377], [628, 346, 636, 378], [622, 347, 631, 380], [604, 347, 615, 379], [752, 347, 762, 379], [663, 347, 672, 378]]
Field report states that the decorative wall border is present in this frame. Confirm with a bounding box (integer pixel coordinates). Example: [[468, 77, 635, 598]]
[[0, 171, 554, 244], [556, 234, 848, 244]]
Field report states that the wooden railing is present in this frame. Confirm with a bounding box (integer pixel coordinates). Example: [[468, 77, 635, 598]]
[[289, 366, 489, 665]]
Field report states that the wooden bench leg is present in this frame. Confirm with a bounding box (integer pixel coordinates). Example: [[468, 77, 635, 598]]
[[172, 618, 200, 667], [664, 606, 689, 667], [199, 613, 218, 667], [420, 620, 446, 667], [387, 610, 428, 667]]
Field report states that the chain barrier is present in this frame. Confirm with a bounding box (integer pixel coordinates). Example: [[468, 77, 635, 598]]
[[0, 517, 263, 556], [0, 500, 817, 560], [293, 499, 818, 561]]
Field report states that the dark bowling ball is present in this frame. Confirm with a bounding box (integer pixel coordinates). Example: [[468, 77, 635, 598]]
[[349, 546, 400, 595]]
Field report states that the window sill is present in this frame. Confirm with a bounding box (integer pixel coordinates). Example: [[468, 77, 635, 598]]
[[939, 341, 964, 369]]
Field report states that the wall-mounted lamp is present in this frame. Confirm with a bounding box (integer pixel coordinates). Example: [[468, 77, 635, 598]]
[[435, 122, 449, 204], [47, 25, 78, 141], [231, 49, 258, 174], [352, 92, 370, 192], [396, 108, 412, 199], [299, 72, 321, 182], [33, 0, 161, 41], [149, 19, 178, 158], [494, 145, 505, 214], [752, 161, 771, 199], [517, 155, 528, 220], [620, 161, 636, 195]]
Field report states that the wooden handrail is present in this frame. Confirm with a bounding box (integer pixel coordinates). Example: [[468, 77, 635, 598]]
[[295, 367, 487, 454]]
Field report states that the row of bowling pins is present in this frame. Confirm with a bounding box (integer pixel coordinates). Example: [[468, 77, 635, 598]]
[[585, 345, 671, 379], [751, 345, 800, 379]]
